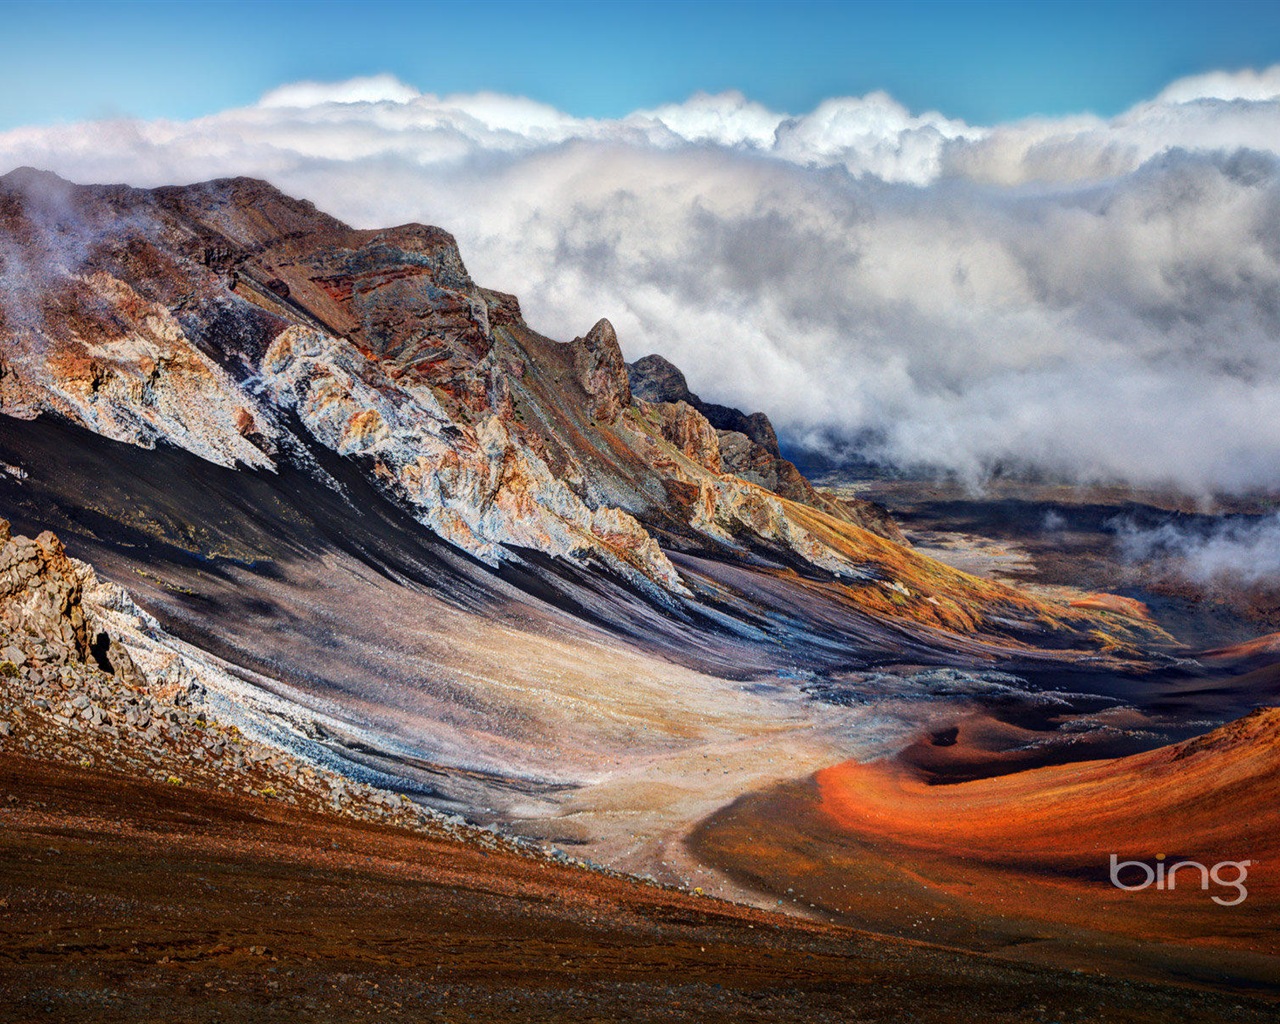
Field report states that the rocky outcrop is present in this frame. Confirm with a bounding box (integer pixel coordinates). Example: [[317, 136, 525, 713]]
[[642, 399, 722, 473], [0, 521, 91, 662], [628, 353, 778, 453], [0, 519, 141, 684], [571, 318, 631, 424], [263, 325, 686, 594], [628, 354, 904, 543], [480, 288, 525, 329]]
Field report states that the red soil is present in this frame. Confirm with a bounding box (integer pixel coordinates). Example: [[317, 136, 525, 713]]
[[815, 707, 1280, 949], [1201, 631, 1280, 664], [690, 709, 1280, 1000], [9, 753, 1268, 1023], [1067, 593, 1155, 621]]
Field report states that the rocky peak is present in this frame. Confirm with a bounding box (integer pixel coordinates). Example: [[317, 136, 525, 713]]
[[626, 352, 903, 541], [571, 318, 631, 423], [628, 354, 695, 405], [0, 166, 75, 196], [628, 353, 779, 456]]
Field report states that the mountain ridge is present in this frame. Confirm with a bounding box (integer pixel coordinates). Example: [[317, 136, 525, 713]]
[[0, 169, 892, 578], [0, 166, 1148, 654]]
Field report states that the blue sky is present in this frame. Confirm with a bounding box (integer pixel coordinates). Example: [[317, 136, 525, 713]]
[[3, 0, 1280, 129], [3, 2, 1280, 493]]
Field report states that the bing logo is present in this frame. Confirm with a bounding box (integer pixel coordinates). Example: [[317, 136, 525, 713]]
[[1109, 853, 1251, 906]]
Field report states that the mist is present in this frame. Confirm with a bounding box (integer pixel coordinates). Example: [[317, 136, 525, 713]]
[[2, 70, 1280, 495], [1113, 512, 1280, 587]]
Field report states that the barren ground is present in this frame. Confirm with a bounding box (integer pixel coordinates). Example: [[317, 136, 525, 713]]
[[3, 753, 1275, 1023]]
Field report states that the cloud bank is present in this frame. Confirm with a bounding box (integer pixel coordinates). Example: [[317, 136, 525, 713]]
[[3, 68, 1280, 494], [1114, 512, 1280, 587]]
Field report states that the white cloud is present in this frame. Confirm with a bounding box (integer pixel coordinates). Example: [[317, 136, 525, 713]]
[[1114, 512, 1280, 587], [630, 91, 784, 148], [258, 73, 422, 107], [774, 92, 983, 183], [3, 68, 1280, 495], [1155, 65, 1280, 104]]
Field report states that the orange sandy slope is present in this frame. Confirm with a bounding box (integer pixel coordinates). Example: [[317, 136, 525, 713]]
[[815, 707, 1280, 952]]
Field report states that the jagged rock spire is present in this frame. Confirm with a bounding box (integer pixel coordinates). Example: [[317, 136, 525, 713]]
[[572, 318, 631, 423]]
